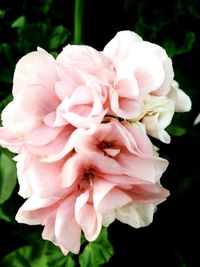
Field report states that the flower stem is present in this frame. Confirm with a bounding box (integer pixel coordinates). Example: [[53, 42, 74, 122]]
[[73, 0, 84, 44]]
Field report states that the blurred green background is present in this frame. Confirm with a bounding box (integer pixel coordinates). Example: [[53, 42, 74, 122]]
[[0, 0, 200, 266]]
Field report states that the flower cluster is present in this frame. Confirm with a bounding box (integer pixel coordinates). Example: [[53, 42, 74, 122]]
[[0, 31, 191, 255]]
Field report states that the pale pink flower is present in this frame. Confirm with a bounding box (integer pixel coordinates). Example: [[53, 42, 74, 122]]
[[14, 118, 169, 254], [0, 47, 109, 158], [103, 31, 174, 120], [72, 118, 168, 182], [16, 151, 169, 255], [0, 31, 176, 256]]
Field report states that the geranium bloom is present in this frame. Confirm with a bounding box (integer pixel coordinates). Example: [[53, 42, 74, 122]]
[[0, 30, 191, 255]]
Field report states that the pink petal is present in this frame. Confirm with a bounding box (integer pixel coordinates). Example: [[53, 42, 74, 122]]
[[13, 49, 58, 97], [24, 124, 63, 146], [1, 97, 41, 135], [25, 126, 75, 161], [55, 195, 81, 254], [61, 153, 125, 188], [19, 84, 59, 117], [15, 196, 59, 225], [109, 88, 142, 119], [42, 210, 57, 244], [57, 45, 111, 75], [75, 190, 102, 241], [0, 127, 23, 153], [127, 181, 170, 204], [14, 153, 33, 198], [22, 156, 67, 198], [93, 179, 132, 213]]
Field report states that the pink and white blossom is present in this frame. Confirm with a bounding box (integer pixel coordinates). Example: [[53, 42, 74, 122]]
[[0, 30, 191, 255]]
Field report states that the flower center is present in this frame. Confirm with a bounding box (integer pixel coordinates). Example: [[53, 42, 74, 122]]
[[78, 170, 94, 191], [98, 141, 120, 157]]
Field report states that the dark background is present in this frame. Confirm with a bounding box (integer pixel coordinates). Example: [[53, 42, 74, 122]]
[[0, 0, 200, 266]]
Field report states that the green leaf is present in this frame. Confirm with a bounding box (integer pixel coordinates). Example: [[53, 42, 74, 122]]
[[0, 43, 16, 85], [0, 95, 13, 113], [0, 206, 11, 222], [18, 23, 71, 53], [11, 16, 26, 29], [167, 125, 187, 136], [46, 242, 75, 267], [0, 9, 6, 19], [0, 245, 47, 267], [164, 31, 195, 57], [49, 25, 71, 50], [0, 152, 17, 204], [23, 0, 53, 16], [0, 240, 76, 267], [79, 228, 114, 267]]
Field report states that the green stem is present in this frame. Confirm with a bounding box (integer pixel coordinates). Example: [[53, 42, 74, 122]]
[[73, 0, 84, 44]]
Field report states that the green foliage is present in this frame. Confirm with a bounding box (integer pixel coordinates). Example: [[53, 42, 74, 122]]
[[1, 242, 75, 267], [0, 207, 11, 222], [0, 150, 17, 222], [123, 0, 199, 57], [0, 230, 114, 267], [11, 16, 26, 29], [0, 151, 17, 205], [0, 1, 72, 99], [46, 243, 75, 267], [164, 31, 195, 57], [79, 228, 114, 267], [17, 23, 71, 54]]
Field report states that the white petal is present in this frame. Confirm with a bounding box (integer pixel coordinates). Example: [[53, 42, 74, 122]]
[[116, 203, 156, 228], [168, 80, 192, 112]]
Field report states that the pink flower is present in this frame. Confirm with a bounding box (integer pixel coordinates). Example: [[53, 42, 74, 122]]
[[16, 151, 169, 255], [103, 31, 174, 120], [0, 47, 109, 158], [0, 30, 181, 255], [73, 118, 168, 182], [14, 117, 169, 254]]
